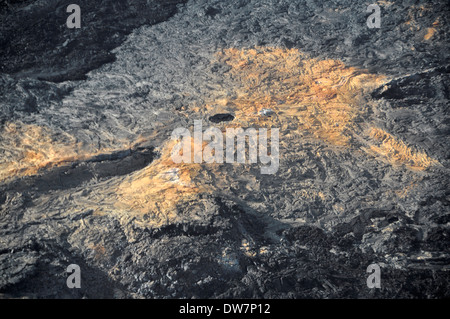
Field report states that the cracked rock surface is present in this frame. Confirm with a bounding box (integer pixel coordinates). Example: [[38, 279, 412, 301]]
[[0, 0, 449, 298]]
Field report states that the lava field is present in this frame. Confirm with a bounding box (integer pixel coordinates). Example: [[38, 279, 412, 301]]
[[0, 0, 449, 299]]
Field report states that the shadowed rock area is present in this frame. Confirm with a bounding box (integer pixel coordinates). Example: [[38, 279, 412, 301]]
[[0, 0, 187, 82], [0, 0, 449, 299]]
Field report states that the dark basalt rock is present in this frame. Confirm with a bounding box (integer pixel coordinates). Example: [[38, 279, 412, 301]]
[[0, 0, 187, 82]]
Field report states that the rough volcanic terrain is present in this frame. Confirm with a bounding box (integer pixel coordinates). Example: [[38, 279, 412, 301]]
[[0, 0, 449, 298]]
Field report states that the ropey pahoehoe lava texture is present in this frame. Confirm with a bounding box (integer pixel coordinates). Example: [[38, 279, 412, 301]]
[[0, 0, 449, 298]]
